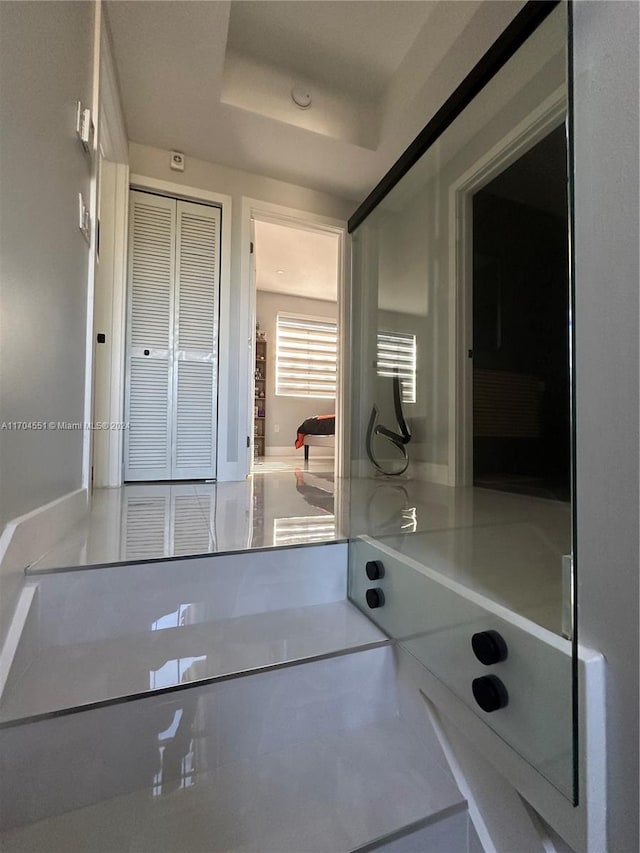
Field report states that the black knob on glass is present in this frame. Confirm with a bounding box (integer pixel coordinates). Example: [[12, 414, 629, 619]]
[[365, 560, 385, 581], [471, 630, 508, 665], [144, 349, 150, 356], [472, 675, 509, 713], [366, 588, 385, 609]]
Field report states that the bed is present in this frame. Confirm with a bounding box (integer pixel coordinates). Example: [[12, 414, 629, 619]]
[[295, 414, 336, 464]]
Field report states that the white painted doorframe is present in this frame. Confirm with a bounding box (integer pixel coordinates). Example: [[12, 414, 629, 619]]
[[240, 198, 349, 481], [90, 14, 130, 489], [447, 87, 567, 487], [92, 158, 129, 488]]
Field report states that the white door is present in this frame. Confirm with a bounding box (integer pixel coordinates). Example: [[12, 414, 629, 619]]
[[124, 191, 220, 481]]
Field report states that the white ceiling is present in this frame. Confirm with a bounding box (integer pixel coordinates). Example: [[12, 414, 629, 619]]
[[227, 1, 434, 101], [106, 1, 519, 203], [254, 220, 339, 302]]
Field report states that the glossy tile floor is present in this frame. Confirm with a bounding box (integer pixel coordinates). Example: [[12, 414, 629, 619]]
[[29, 457, 340, 571], [3, 543, 374, 721], [27, 459, 570, 635], [1, 601, 386, 721], [1, 648, 468, 851]]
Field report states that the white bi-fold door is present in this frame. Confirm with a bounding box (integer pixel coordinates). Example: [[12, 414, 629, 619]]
[[124, 190, 220, 481]]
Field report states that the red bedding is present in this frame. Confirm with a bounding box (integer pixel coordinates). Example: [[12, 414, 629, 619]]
[[294, 414, 335, 449]]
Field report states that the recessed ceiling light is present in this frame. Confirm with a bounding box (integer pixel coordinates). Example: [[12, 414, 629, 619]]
[[276, 269, 285, 275]]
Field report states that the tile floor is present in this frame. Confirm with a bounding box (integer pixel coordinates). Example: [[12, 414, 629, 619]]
[[0, 648, 467, 851], [27, 458, 571, 636], [30, 457, 340, 571], [1, 600, 386, 721]]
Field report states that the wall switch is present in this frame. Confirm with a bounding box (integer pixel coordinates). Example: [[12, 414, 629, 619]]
[[78, 193, 91, 244], [274, 424, 280, 433], [75, 100, 94, 153]]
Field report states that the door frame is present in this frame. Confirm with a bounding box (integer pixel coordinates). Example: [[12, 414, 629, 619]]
[[92, 157, 130, 487], [447, 87, 567, 487], [240, 198, 349, 480], [90, 16, 129, 489]]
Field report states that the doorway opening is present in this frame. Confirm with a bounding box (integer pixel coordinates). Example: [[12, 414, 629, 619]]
[[471, 125, 570, 500], [250, 217, 341, 541]]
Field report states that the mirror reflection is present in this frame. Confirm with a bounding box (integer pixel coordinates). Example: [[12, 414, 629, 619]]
[[350, 4, 571, 637]]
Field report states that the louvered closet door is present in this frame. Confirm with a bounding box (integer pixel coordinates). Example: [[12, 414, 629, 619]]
[[171, 200, 220, 479], [124, 192, 176, 480], [124, 192, 220, 481]]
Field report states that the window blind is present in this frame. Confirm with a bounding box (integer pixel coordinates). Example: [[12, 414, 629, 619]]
[[376, 331, 417, 403], [276, 314, 337, 398]]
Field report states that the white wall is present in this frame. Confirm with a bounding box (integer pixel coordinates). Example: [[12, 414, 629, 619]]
[[0, 0, 95, 527], [128, 143, 351, 479], [0, 1, 98, 640], [256, 291, 337, 454], [572, 2, 639, 850]]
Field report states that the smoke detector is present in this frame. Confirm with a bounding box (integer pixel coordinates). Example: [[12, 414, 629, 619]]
[[291, 85, 312, 110]]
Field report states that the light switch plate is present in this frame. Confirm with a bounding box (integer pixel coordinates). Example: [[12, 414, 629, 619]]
[[78, 193, 91, 244], [75, 100, 94, 153]]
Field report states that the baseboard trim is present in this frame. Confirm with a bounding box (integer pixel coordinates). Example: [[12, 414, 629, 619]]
[[0, 584, 37, 702], [0, 489, 88, 648], [265, 446, 335, 458], [0, 488, 88, 574], [411, 461, 449, 485]]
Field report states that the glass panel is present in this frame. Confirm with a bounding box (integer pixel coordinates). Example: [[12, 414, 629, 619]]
[[348, 4, 576, 801]]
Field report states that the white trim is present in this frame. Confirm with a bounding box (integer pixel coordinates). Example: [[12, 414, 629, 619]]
[[82, 0, 103, 493], [0, 488, 88, 575], [127, 175, 233, 481], [98, 8, 128, 164], [107, 163, 129, 485], [90, 1, 129, 489], [0, 584, 37, 702], [92, 160, 129, 487], [448, 88, 567, 486], [129, 175, 233, 211], [242, 198, 348, 481], [264, 441, 335, 458], [411, 461, 449, 486]]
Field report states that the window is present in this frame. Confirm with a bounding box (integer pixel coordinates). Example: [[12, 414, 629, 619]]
[[376, 331, 417, 403], [276, 314, 337, 399]]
